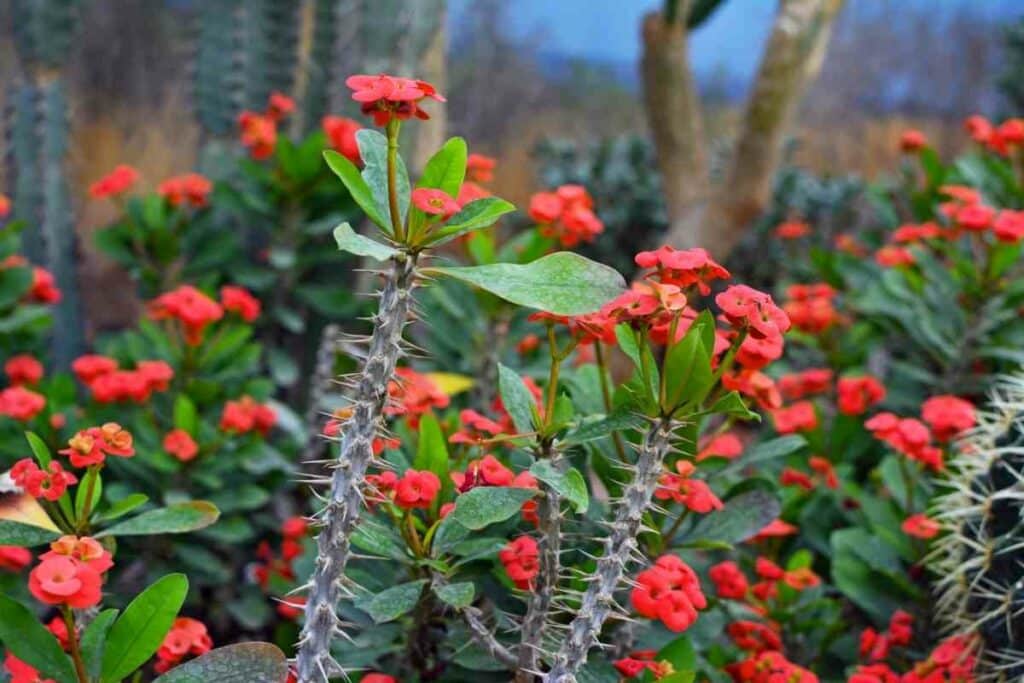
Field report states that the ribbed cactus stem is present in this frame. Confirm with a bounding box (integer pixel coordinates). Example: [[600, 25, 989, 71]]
[[544, 418, 675, 683], [517, 448, 564, 681], [295, 254, 417, 683]]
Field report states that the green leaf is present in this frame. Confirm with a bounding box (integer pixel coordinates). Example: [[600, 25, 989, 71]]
[[562, 410, 644, 445], [417, 136, 467, 196], [0, 593, 77, 683], [414, 412, 450, 485], [425, 252, 625, 316], [96, 501, 220, 537], [25, 431, 52, 466], [427, 197, 516, 245], [323, 149, 388, 230], [434, 581, 475, 609], [173, 395, 198, 434], [662, 322, 713, 410], [529, 461, 589, 513], [657, 633, 696, 671], [358, 129, 410, 228], [742, 436, 807, 466], [81, 609, 119, 681], [351, 518, 410, 561], [357, 580, 427, 624], [101, 574, 189, 683], [333, 221, 399, 262], [75, 468, 103, 520], [0, 520, 60, 547], [151, 643, 289, 683], [686, 484, 780, 545], [447, 486, 537, 530], [95, 493, 149, 523], [708, 391, 759, 421], [497, 363, 537, 434]]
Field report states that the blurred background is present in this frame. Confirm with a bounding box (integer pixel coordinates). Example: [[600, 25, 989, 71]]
[[1, 0, 1023, 335]]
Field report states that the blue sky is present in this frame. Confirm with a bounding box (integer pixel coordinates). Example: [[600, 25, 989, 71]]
[[451, 0, 1021, 87]]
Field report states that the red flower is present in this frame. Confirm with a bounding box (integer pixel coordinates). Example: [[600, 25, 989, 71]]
[[220, 285, 261, 322], [860, 627, 891, 661], [717, 285, 791, 342], [780, 467, 814, 491], [708, 561, 748, 600], [322, 116, 362, 165], [59, 423, 134, 468], [837, 376, 886, 416], [655, 460, 723, 513], [219, 396, 276, 436], [158, 173, 212, 208], [849, 663, 900, 683], [888, 609, 914, 646], [238, 111, 277, 159], [28, 555, 103, 608], [345, 73, 445, 126], [727, 620, 782, 652], [5, 354, 43, 385], [722, 369, 782, 410], [613, 658, 649, 678], [412, 188, 460, 219], [10, 458, 77, 500], [634, 246, 730, 295], [457, 181, 490, 205], [42, 536, 113, 573], [29, 266, 62, 304], [808, 456, 839, 489], [267, 92, 295, 122], [781, 283, 839, 334], [282, 517, 308, 539], [754, 557, 784, 581], [770, 401, 818, 434], [529, 185, 604, 247], [865, 412, 943, 470], [778, 368, 832, 400], [696, 432, 744, 461], [993, 209, 1024, 243], [394, 469, 441, 509], [361, 675, 397, 683], [385, 368, 449, 427], [163, 429, 199, 462], [750, 519, 797, 543], [900, 129, 928, 152], [89, 164, 139, 199], [0, 545, 31, 572], [965, 114, 994, 144], [874, 246, 915, 268], [87, 370, 151, 404], [630, 554, 706, 632], [276, 595, 306, 620], [781, 567, 820, 590], [0, 194, 9, 218], [921, 395, 975, 442], [774, 220, 811, 240], [155, 617, 213, 673], [137, 360, 174, 392], [148, 285, 224, 345], [0, 386, 45, 421], [728, 650, 817, 683], [955, 203, 995, 232], [466, 153, 496, 183], [499, 535, 539, 589], [4, 652, 54, 683], [72, 354, 118, 383], [902, 513, 940, 539]]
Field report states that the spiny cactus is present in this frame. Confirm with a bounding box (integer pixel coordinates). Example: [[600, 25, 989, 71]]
[[193, 0, 243, 137], [295, 254, 419, 681], [544, 417, 678, 683], [241, 0, 300, 110], [931, 374, 1024, 682], [5, 0, 84, 367]]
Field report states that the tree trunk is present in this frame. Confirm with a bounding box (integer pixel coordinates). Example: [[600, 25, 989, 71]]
[[640, 5, 709, 248], [658, 0, 845, 258]]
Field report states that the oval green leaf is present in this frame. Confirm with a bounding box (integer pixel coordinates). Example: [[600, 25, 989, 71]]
[[447, 486, 537, 530], [497, 364, 536, 435], [417, 136, 467, 197], [357, 579, 427, 624], [529, 461, 589, 513], [434, 581, 475, 609], [323, 150, 388, 230], [101, 574, 189, 683], [96, 501, 220, 537], [0, 519, 61, 547], [333, 222, 399, 262], [0, 593, 77, 683], [152, 643, 289, 683], [427, 197, 516, 246]]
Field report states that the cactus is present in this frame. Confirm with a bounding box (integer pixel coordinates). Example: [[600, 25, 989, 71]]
[[193, 0, 243, 137], [931, 374, 1024, 682], [295, 254, 419, 682], [242, 0, 300, 110], [544, 418, 678, 682], [5, 0, 84, 367]]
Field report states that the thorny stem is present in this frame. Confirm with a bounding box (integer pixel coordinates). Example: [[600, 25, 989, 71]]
[[544, 418, 677, 683], [63, 607, 89, 683], [295, 254, 418, 683], [386, 120, 405, 242], [595, 342, 629, 464]]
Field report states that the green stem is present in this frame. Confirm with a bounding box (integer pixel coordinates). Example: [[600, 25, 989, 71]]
[[897, 456, 916, 511], [595, 341, 629, 464], [63, 607, 89, 683], [386, 119, 405, 242], [661, 509, 690, 550], [544, 326, 563, 429], [76, 464, 101, 534]]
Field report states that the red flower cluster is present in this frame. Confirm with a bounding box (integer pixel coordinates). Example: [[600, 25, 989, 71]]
[[902, 513, 940, 540], [920, 395, 975, 442], [28, 536, 111, 608], [163, 429, 199, 462], [220, 285, 261, 322], [89, 164, 140, 199], [219, 396, 276, 436], [782, 284, 841, 334], [709, 560, 749, 600], [780, 456, 838, 491], [0, 193, 9, 218], [902, 634, 975, 683], [528, 184, 604, 247], [466, 153, 496, 183], [899, 129, 928, 152], [964, 114, 1024, 156], [499, 535, 539, 589], [0, 545, 31, 572], [0, 385, 46, 421], [655, 460, 723, 513], [10, 459, 77, 500], [631, 554, 706, 632], [412, 187, 461, 219], [728, 650, 818, 683], [635, 246, 731, 295], [865, 412, 943, 471], [254, 516, 309, 590], [874, 245, 916, 268], [59, 423, 135, 468], [394, 469, 442, 509], [322, 115, 362, 165], [157, 173, 212, 208], [728, 621, 783, 652], [29, 265, 62, 303], [4, 652, 54, 683], [613, 651, 673, 679], [148, 285, 224, 345], [837, 376, 886, 416], [717, 284, 790, 369], [5, 354, 43, 385], [859, 610, 914, 662], [696, 432, 744, 461], [346, 74, 445, 126], [778, 368, 832, 401], [72, 355, 173, 404], [155, 617, 213, 673], [385, 367, 450, 428], [774, 220, 811, 240], [237, 92, 294, 159]]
